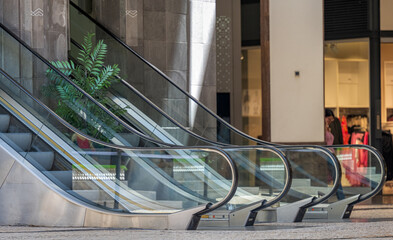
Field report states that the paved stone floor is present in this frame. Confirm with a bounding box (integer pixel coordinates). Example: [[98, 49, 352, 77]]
[[1, 204, 393, 240]]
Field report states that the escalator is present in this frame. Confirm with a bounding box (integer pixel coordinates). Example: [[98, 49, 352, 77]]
[[68, 1, 347, 226], [0, 20, 295, 229], [0, 22, 242, 229], [69, 0, 386, 223]]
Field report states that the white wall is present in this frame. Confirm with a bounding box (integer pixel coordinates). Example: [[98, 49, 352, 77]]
[[269, 0, 324, 143]]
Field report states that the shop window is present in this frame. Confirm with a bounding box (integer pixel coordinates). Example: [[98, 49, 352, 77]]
[[241, 48, 262, 139], [324, 40, 369, 144], [381, 43, 393, 131]]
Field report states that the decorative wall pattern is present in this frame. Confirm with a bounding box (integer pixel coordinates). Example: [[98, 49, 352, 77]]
[[31, 8, 44, 16], [216, 15, 232, 93], [126, 10, 138, 18]]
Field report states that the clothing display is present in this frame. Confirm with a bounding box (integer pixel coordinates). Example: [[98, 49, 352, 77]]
[[340, 116, 350, 145], [338, 114, 369, 186], [340, 114, 368, 145]]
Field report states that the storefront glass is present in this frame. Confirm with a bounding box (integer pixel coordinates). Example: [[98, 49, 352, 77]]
[[381, 42, 393, 128], [241, 47, 262, 139], [324, 40, 370, 145]]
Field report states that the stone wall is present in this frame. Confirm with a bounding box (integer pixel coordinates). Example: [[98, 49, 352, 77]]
[[92, 0, 216, 139], [0, 0, 68, 60], [0, 0, 68, 100]]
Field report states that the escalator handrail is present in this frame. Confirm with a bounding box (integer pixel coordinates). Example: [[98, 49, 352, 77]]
[[0, 65, 294, 213], [109, 67, 343, 206], [67, 10, 343, 208], [0, 22, 295, 214], [69, 38, 343, 203], [68, 4, 384, 184], [109, 68, 343, 207], [326, 144, 387, 204], [64, 51, 294, 210], [69, 37, 341, 208], [0, 66, 240, 214], [70, 2, 386, 209], [71, 36, 340, 204], [68, 1, 348, 177]]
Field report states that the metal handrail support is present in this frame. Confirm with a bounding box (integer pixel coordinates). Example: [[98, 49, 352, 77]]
[[304, 194, 361, 220], [255, 196, 316, 223]]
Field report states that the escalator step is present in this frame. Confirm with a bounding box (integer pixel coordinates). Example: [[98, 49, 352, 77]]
[[0, 133, 32, 151], [22, 151, 55, 171], [43, 170, 72, 190], [72, 189, 110, 201], [0, 114, 10, 132]]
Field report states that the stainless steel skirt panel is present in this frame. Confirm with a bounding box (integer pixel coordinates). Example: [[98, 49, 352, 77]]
[[0, 140, 200, 229]]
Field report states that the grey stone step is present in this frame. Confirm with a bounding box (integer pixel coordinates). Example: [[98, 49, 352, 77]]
[[0, 114, 10, 132], [0, 133, 32, 151], [22, 151, 54, 171], [43, 170, 72, 190]]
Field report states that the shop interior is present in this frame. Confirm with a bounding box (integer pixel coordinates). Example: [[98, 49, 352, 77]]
[[325, 40, 370, 145]]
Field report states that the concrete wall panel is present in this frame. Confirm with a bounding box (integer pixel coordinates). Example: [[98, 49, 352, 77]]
[[269, 0, 324, 143]]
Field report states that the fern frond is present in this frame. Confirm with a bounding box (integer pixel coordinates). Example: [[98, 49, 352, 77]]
[[90, 40, 107, 77], [83, 32, 94, 55], [44, 32, 126, 143]]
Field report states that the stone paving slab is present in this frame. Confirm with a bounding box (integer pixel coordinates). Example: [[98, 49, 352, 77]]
[[1, 206, 393, 239]]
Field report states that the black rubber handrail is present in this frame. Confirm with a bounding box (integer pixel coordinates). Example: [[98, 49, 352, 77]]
[[69, 38, 341, 204], [0, 21, 240, 214], [70, 36, 339, 203], [68, 3, 343, 208], [70, 0, 387, 211], [0, 66, 294, 215], [70, 39, 330, 208], [0, 21, 295, 216]]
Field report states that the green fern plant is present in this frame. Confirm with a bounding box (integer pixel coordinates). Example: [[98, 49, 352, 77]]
[[45, 33, 125, 142]]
